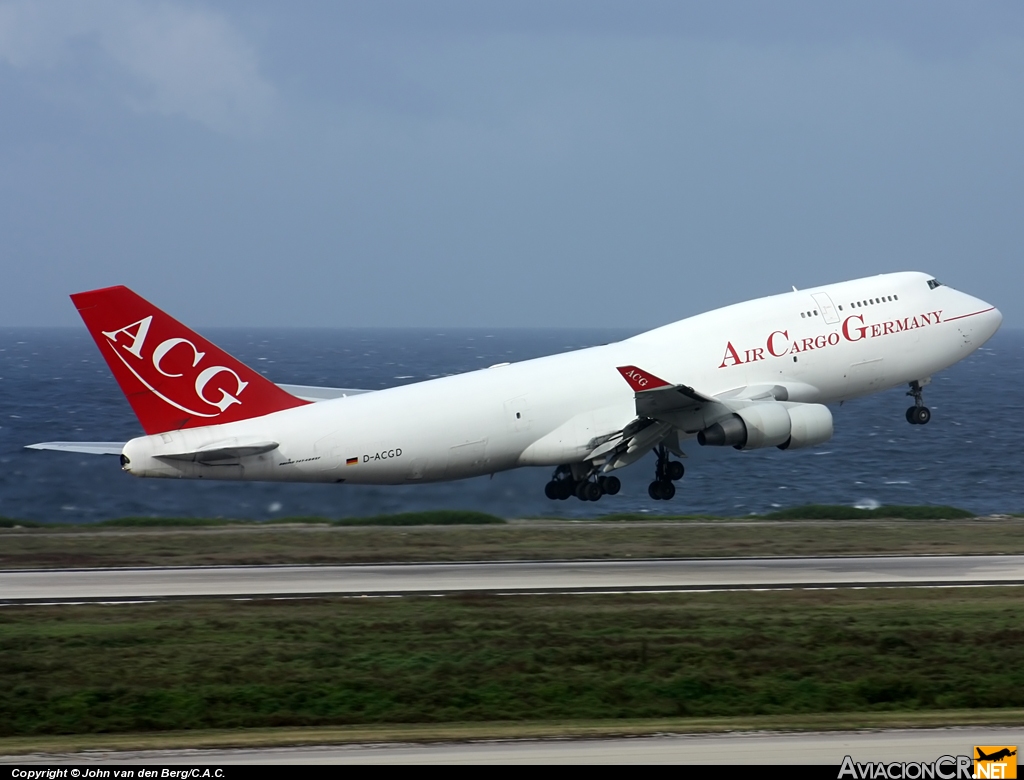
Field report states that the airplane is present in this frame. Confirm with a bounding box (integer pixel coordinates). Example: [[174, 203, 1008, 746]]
[[976, 748, 1016, 762], [27, 271, 1001, 502]]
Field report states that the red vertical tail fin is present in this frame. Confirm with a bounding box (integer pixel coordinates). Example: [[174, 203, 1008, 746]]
[[71, 286, 309, 435]]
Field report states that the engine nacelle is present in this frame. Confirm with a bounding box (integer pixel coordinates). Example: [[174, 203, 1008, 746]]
[[698, 403, 793, 450], [778, 403, 833, 450]]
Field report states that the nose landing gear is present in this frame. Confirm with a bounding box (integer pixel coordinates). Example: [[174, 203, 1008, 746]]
[[905, 379, 931, 425], [648, 445, 685, 501]]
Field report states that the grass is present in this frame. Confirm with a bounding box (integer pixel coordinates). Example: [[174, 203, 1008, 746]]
[[333, 511, 505, 526], [0, 505, 985, 530], [90, 510, 505, 528], [0, 588, 1021, 737], [2, 516, 1023, 570], [595, 505, 977, 522]]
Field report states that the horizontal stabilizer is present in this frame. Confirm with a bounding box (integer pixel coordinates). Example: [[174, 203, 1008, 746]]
[[276, 384, 373, 402], [25, 442, 125, 455], [156, 441, 279, 463]]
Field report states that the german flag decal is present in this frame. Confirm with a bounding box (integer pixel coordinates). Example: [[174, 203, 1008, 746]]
[[346, 457, 358, 466]]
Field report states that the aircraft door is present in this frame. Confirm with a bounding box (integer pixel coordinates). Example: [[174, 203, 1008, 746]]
[[445, 439, 489, 478], [846, 357, 886, 396], [811, 293, 840, 324]]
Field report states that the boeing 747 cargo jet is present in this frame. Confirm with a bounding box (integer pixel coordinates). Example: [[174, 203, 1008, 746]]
[[28, 272, 1001, 501]]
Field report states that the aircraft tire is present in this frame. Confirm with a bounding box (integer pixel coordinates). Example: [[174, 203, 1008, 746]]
[[912, 406, 931, 425], [544, 481, 560, 500], [667, 461, 685, 481], [599, 476, 621, 496], [578, 481, 602, 501], [557, 481, 574, 500], [906, 406, 918, 424], [648, 480, 675, 500]]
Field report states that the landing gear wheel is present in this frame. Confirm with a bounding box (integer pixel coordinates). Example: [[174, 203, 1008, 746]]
[[557, 481, 573, 500], [599, 476, 621, 496], [905, 380, 931, 425], [648, 480, 675, 501], [544, 481, 560, 500], [653, 444, 685, 487], [577, 481, 602, 502]]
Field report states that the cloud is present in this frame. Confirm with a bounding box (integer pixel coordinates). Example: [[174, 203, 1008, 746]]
[[0, 0, 274, 134]]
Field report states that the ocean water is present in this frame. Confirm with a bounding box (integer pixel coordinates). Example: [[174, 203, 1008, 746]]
[[1, 326, 1021, 522]]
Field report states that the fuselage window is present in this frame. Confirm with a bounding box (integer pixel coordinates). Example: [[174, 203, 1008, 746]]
[[801, 312, 805, 318], [894, 294, 899, 300], [813, 310, 818, 316]]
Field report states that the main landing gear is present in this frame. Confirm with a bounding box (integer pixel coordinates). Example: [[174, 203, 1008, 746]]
[[905, 380, 931, 425], [544, 465, 621, 502], [648, 445, 685, 501]]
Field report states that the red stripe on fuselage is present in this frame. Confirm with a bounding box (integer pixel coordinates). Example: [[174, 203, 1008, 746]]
[[941, 307, 996, 323]]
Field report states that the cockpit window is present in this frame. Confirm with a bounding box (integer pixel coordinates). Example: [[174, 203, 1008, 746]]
[[927, 279, 943, 290]]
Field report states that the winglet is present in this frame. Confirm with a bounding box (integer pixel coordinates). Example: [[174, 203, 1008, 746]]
[[616, 365, 671, 392]]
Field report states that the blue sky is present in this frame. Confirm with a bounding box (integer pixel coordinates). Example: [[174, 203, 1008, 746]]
[[2, 1, 1022, 328]]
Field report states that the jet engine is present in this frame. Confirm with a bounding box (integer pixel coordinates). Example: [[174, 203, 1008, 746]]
[[697, 403, 832, 451], [777, 403, 833, 450]]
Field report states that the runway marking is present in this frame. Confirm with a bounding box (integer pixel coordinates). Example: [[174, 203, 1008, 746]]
[[2, 581, 1022, 607]]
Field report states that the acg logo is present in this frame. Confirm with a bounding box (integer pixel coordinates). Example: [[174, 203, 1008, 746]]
[[624, 369, 649, 387], [102, 316, 248, 418]]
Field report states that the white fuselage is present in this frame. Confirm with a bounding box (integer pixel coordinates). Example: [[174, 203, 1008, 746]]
[[121, 272, 1001, 484]]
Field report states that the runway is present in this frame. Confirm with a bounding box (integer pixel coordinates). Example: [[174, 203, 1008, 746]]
[[2, 555, 1023, 602], [2, 727, 1022, 764]]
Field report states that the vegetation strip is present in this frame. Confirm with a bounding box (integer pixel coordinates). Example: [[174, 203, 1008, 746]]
[[1, 588, 1021, 739], [3, 516, 1024, 570], [0, 510, 505, 529]]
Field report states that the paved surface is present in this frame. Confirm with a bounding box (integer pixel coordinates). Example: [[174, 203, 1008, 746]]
[[2, 727, 1021, 764], [2, 555, 1023, 602]]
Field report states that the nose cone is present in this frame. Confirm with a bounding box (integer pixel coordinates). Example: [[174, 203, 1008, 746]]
[[950, 284, 1001, 340], [979, 303, 1003, 344], [961, 299, 1002, 349]]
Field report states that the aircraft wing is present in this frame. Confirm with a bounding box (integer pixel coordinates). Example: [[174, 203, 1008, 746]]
[[25, 442, 125, 455], [277, 384, 374, 401], [616, 365, 717, 417], [578, 367, 715, 471]]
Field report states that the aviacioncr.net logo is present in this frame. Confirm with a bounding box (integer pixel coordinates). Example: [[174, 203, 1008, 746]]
[[839, 754, 973, 779]]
